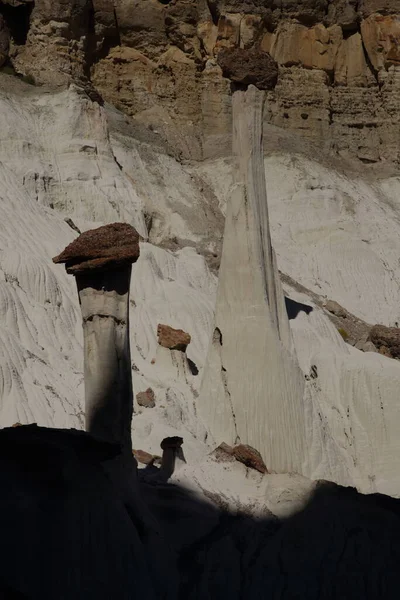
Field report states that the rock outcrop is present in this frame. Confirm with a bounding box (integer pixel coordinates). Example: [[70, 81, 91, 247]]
[[369, 324, 400, 359]]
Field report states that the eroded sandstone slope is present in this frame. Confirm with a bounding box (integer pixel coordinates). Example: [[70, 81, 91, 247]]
[[1, 75, 400, 496]]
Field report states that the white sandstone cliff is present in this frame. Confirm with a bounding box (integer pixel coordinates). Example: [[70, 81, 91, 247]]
[[1, 74, 400, 497]]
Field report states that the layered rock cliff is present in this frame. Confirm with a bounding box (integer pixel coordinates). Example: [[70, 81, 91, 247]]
[[1, 0, 399, 162], [1, 1, 400, 499]]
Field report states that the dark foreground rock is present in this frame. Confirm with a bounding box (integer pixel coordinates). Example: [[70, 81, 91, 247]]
[[1, 424, 400, 599]]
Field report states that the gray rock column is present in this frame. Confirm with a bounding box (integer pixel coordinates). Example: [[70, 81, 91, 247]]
[[198, 49, 306, 473], [53, 222, 140, 459]]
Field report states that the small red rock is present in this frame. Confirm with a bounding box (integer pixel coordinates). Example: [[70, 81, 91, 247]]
[[232, 444, 268, 474], [217, 47, 278, 90], [136, 388, 156, 408], [157, 324, 191, 352]]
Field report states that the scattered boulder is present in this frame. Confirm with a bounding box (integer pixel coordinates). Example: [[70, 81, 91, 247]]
[[157, 324, 191, 352], [136, 388, 156, 408], [324, 299, 347, 318], [369, 324, 400, 359], [232, 444, 268, 474], [133, 449, 161, 465], [355, 340, 378, 353], [217, 47, 278, 90]]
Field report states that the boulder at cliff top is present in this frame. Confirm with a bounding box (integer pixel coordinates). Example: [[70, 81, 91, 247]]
[[136, 388, 156, 408], [52, 222, 140, 273], [217, 47, 279, 89]]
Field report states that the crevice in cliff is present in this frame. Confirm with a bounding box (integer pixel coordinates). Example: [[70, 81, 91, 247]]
[[206, 0, 219, 26], [221, 364, 240, 445], [360, 35, 379, 86], [0, 1, 33, 46], [214, 327, 239, 444], [85, 3, 121, 78]]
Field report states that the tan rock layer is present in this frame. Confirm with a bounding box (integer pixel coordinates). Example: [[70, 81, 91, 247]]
[[4, 0, 400, 164]]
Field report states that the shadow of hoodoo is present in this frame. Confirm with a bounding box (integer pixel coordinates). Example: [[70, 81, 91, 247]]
[[0, 425, 400, 599], [0, 425, 175, 599]]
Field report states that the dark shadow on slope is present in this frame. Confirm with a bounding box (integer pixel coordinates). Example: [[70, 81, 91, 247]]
[[0, 2, 33, 46], [0, 425, 172, 600], [1, 425, 400, 599], [187, 358, 199, 376], [285, 295, 313, 320], [141, 477, 400, 599]]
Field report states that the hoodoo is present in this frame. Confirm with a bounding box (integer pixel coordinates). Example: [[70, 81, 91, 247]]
[[53, 222, 140, 459], [198, 48, 306, 473]]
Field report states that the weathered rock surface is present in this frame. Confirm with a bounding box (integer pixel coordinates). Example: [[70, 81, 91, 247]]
[[369, 324, 400, 359], [361, 15, 400, 71]]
